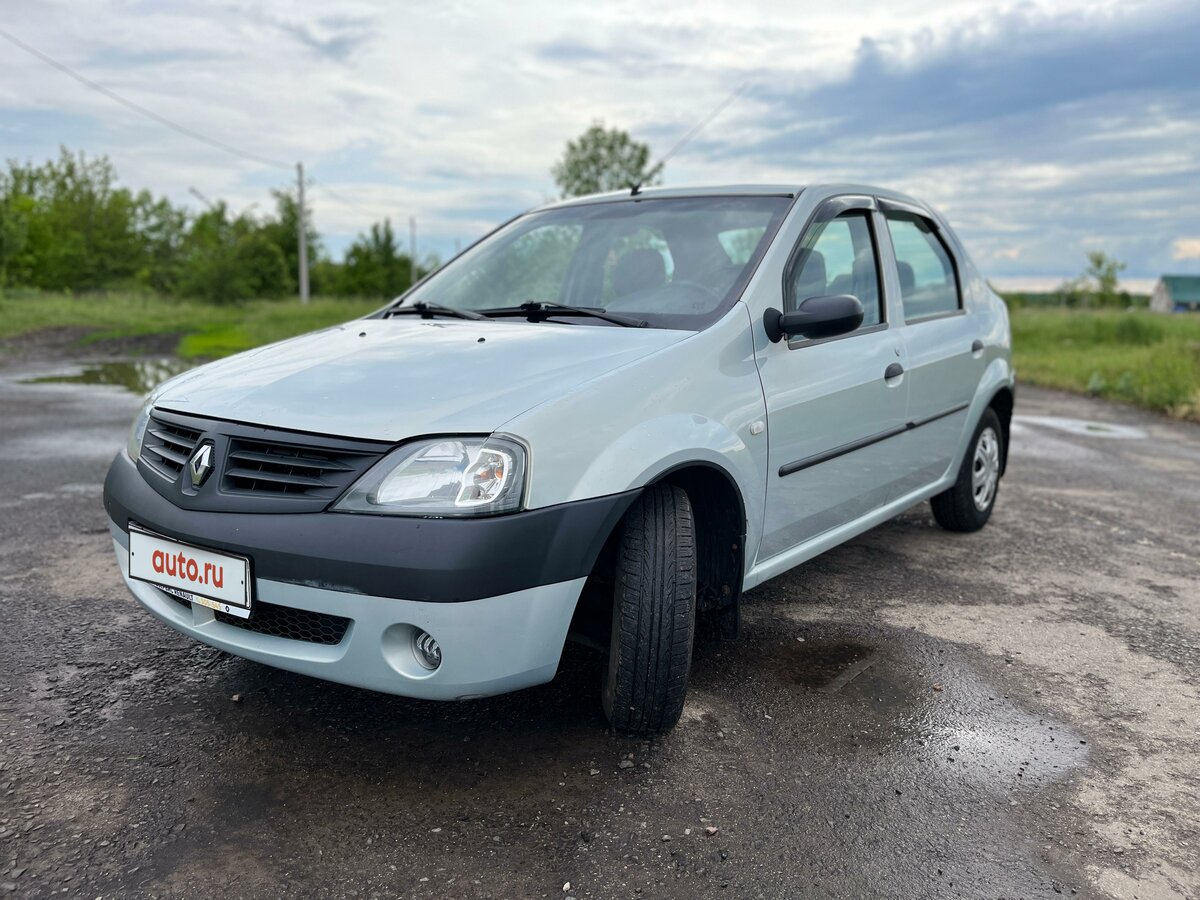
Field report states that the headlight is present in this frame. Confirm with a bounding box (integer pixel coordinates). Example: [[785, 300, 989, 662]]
[[126, 397, 155, 460], [333, 436, 527, 517]]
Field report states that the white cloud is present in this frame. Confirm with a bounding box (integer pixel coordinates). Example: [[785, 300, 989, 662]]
[[0, 0, 1195, 273], [1171, 238, 1200, 260]]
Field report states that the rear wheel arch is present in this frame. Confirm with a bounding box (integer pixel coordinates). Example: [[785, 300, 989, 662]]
[[987, 386, 1014, 475]]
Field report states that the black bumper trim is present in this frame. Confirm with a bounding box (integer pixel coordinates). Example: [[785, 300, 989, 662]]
[[105, 452, 638, 603]]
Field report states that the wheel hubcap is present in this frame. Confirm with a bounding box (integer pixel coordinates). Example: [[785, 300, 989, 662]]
[[971, 427, 1000, 512]]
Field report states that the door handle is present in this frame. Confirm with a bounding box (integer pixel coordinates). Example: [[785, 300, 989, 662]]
[[971, 339, 984, 353], [884, 362, 904, 380]]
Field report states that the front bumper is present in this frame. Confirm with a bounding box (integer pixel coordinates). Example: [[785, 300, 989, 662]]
[[110, 520, 586, 699], [103, 450, 638, 699]]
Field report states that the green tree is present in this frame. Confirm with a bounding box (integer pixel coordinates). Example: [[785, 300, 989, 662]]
[[0, 149, 146, 290], [1082, 251, 1126, 308], [338, 219, 417, 298], [177, 203, 290, 303], [232, 233, 289, 299], [552, 122, 662, 198], [133, 192, 189, 294], [0, 190, 34, 287]]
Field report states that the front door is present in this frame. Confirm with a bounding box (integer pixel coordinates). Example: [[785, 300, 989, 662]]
[[756, 199, 909, 561]]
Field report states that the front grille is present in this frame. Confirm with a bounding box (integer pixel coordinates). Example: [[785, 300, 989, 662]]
[[141, 416, 203, 481], [215, 602, 350, 645], [135, 409, 389, 513], [222, 437, 378, 499]]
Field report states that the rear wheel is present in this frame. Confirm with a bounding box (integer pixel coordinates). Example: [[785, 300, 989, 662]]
[[931, 407, 1003, 532], [602, 483, 696, 734]]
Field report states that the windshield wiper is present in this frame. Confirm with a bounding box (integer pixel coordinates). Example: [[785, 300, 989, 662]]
[[383, 301, 488, 321], [481, 301, 647, 328]]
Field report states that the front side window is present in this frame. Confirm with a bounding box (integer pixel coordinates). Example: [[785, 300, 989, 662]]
[[885, 212, 961, 321], [787, 211, 883, 328], [403, 196, 792, 330]]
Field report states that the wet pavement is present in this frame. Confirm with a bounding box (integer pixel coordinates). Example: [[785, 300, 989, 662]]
[[0, 353, 1198, 898]]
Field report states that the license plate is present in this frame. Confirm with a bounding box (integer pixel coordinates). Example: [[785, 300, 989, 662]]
[[128, 524, 252, 618]]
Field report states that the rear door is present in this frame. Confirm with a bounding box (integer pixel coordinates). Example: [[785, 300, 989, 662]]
[[756, 196, 909, 560], [878, 200, 979, 491]]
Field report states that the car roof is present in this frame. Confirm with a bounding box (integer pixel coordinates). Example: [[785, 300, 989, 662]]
[[531, 182, 928, 213]]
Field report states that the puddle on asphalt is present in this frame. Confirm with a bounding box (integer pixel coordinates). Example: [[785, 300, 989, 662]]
[[22, 358, 193, 394], [781, 639, 878, 690], [761, 629, 1088, 788], [1013, 415, 1147, 440]]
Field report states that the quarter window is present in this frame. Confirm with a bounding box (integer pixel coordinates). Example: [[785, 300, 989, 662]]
[[884, 213, 960, 321], [787, 211, 883, 328]]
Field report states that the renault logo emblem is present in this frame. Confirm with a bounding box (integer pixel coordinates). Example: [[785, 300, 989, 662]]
[[188, 443, 214, 487]]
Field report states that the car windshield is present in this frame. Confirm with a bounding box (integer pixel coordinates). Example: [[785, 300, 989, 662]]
[[399, 195, 793, 330]]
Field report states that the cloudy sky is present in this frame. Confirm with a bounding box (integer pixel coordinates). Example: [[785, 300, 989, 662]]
[[2, 0, 1198, 289]]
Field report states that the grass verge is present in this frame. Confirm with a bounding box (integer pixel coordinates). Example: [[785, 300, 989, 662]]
[[0, 292, 381, 359], [1010, 308, 1200, 422]]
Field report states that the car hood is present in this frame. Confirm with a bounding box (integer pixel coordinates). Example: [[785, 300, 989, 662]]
[[155, 317, 692, 442]]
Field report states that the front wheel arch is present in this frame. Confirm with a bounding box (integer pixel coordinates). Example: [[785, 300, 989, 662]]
[[568, 460, 747, 657]]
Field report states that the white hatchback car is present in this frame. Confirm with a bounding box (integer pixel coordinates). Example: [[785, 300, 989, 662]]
[[105, 184, 1014, 733]]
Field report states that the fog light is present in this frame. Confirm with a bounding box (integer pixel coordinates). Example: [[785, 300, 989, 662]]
[[413, 630, 442, 670]]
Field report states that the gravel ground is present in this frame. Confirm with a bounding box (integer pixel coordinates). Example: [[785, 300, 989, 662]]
[[0, 352, 1197, 899]]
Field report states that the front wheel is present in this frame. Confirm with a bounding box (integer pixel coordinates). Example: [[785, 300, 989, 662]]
[[931, 407, 1004, 532], [602, 483, 696, 734]]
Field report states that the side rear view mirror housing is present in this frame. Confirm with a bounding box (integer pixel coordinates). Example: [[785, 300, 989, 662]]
[[763, 294, 865, 343]]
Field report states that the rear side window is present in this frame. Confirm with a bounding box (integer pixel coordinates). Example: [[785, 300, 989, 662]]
[[787, 211, 883, 328], [885, 213, 960, 321]]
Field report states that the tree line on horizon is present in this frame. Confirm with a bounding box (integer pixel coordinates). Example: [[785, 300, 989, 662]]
[[0, 124, 664, 304], [0, 148, 433, 302]]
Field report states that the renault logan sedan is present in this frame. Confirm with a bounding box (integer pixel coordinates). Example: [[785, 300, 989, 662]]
[[104, 184, 1014, 734]]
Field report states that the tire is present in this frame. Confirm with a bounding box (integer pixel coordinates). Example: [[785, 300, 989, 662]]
[[602, 483, 697, 734], [931, 407, 1004, 532]]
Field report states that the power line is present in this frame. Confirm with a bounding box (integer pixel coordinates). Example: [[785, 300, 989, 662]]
[[307, 176, 394, 224], [0, 27, 291, 171]]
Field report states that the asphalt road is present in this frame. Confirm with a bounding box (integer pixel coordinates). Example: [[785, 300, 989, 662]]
[[1, 349, 1197, 899]]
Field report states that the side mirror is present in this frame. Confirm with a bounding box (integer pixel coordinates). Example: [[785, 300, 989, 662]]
[[763, 294, 864, 343]]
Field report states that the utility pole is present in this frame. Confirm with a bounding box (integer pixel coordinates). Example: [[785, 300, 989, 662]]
[[297, 162, 310, 304], [409, 216, 417, 288]]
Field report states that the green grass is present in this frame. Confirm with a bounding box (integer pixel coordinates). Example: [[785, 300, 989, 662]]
[[1010, 308, 1200, 421], [0, 291, 381, 360], [174, 300, 382, 358]]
